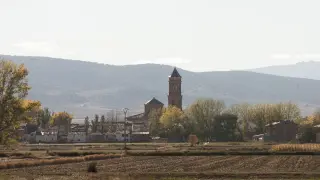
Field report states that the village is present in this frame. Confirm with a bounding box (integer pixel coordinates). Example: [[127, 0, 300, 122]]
[[16, 68, 181, 144], [16, 67, 320, 144]]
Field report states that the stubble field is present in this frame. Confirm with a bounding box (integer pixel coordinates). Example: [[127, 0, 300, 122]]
[[1, 155, 320, 179], [1, 143, 320, 179]]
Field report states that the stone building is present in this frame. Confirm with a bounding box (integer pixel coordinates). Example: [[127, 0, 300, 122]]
[[126, 67, 183, 134], [265, 120, 298, 142], [168, 67, 182, 110]]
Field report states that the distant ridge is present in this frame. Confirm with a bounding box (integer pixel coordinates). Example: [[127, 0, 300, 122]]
[[1, 54, 320, 117]]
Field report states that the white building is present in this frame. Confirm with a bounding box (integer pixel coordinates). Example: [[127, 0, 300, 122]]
[[29, 131, 58, 143], [67, 132, 87, 143]]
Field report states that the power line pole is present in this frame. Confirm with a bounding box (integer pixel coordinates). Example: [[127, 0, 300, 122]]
[[122, 108, 129, 151]]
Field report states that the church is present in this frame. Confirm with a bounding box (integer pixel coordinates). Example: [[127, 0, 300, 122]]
[[126, 67, 182, 131]]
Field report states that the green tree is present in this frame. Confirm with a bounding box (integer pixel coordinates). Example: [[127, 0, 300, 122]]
[[187, 99, 225, 141], [0, 59, 41, 144], [213, 113, 239, 141], [227, 103, 254, 140], [38, 107, 52, 129], [100, 115, 105, 133], [84, 116, 90, 135], [91, 114, 99, 133]]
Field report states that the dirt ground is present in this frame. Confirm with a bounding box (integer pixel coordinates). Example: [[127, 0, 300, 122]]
[[1, 155, 320, 179]]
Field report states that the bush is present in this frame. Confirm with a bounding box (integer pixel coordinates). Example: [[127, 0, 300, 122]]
[[271, 144, 320, 152], [87, 162, 98, 173], [188, 135, 198, 147]]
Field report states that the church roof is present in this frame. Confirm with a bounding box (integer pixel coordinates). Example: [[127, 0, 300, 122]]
[[169, 67, 181, 78], [126, 113, 145, 120], [144, 97, 164, 105]]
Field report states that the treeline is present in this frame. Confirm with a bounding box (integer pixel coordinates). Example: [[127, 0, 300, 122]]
[[148, 99, 305, 142]]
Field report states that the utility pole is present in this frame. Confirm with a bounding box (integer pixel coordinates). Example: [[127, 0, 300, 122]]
[[122, 108, 129, 150]]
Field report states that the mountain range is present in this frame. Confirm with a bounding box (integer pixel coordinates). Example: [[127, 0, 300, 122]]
[[1, 54, 320, 118], [250, 61, 320, 80]]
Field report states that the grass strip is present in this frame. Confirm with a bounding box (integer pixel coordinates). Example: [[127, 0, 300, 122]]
[[0, 154, 121, 170], [126, 151, 320, 156]]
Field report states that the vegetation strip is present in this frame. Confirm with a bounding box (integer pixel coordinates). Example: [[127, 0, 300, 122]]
[[47, 151, 115, 157], [126, 151, 320, 156], [0, 154, 121, 170], [104, 172, 320, 179]]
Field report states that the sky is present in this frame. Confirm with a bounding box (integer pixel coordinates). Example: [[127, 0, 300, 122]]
[[1, 0, 320, 72]]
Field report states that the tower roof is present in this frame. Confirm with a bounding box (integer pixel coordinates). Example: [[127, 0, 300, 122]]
[[170, 67, 181, 78], [145, 97, 164, 105]]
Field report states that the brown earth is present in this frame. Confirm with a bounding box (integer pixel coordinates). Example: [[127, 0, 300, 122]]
[[1, 156, 320, 179]]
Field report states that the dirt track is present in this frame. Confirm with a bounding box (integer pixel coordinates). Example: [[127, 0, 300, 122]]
[[1, 156, 320, 179]]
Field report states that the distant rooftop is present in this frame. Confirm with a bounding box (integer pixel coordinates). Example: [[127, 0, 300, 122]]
[[144, 97, 164, 105], [169, 67, 181, 78]]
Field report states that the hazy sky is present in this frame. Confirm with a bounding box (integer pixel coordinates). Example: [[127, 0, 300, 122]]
[[1, 0, 320, 71]]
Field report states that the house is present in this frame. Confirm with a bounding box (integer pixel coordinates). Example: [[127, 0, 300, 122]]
[[313, 124, 320, 143], [126, 97, 164, 132], [29, 129, 58, 143], [265, 120, 298, 142]]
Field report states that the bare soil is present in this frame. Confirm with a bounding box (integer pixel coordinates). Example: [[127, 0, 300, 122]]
[[1, 156, 320, 179]]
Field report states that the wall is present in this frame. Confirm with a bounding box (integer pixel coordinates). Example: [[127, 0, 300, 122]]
[[316, 133, 320, 143], [35, 133, 58, 143], [67, 132, 86, 143]]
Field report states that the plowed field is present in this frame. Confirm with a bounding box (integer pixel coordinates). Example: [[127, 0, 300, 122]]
[[1, 156, 320, 179]]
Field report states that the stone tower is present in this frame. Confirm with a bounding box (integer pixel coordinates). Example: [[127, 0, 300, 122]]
[[168, 67, 182, 110]]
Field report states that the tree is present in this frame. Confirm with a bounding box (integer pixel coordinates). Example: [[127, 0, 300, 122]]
[[159, 106, 188, 141], [227, 103, 254, 140], [100, 115, 105, 133], [52, 111, 73, 134], [38, 107, 52, 129], [0, 59, 41, 144], [91, 114, 99, 133], [84, 116, 90, 135], [148, 108, 164, 136], [187, 99, 225, 141], [213, 113, 239, 141]]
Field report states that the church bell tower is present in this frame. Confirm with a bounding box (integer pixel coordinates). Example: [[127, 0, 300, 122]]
[[168, 67, 182, 110]]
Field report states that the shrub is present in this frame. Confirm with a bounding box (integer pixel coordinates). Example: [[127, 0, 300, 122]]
[[87, 162, 98, 173], [271, 144, 320, 152], [188, 135, 198, 147]]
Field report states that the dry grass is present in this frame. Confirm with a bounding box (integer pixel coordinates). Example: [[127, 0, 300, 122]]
[[271, 144, 320, 152], [0, 154, 121, 170]]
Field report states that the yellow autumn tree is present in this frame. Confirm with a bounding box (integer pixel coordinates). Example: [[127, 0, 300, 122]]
[[159, 106, 187, 139], [21, 99, 42, 122], [51, 111, 73, 133], [160, 106, 184, 128], [300, 109, 320, 126], [0, 59, 41, 144]]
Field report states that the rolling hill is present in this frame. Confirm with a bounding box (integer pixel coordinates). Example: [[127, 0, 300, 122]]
[[1, 55, 320, 118], [250, 61, 320, 80]]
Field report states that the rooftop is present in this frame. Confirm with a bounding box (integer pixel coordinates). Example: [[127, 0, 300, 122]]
[[144, 97, 164, 105], [169, 67, 181, 78]]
